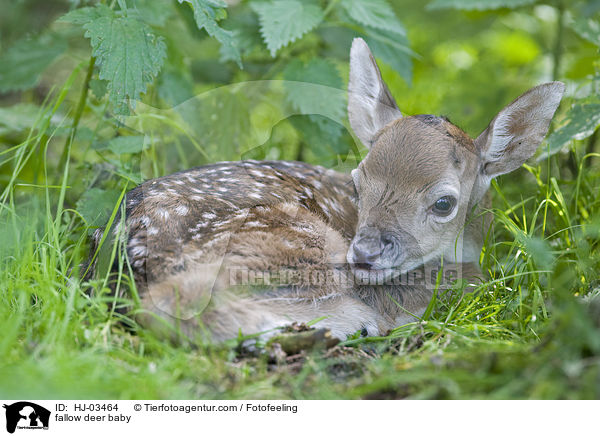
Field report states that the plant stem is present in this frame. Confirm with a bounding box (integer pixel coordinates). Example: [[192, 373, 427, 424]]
[[552, 2, 577, 176], [552, 1, 565, 81], [57, 56, 95, 177], [584, 129, 598, 169]]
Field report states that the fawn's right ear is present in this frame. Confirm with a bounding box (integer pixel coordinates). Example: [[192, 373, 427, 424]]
[[348, 38, 402, 149]]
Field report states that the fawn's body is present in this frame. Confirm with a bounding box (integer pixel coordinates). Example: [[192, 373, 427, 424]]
[[91, 39, 564, 342]]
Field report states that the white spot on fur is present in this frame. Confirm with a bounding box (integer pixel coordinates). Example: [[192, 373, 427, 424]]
[[156, 208, 170, 220], [130, 245, 147, 257], [244, 221, 267, 228], [175, 205, 189, 216]]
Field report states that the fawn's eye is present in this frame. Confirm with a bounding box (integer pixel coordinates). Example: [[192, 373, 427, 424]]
[[432, 196, 456, 217]]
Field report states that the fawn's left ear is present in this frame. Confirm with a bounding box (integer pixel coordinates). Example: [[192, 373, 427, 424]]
[[475, 82, 565, 178], [348, 37, 402, 149]]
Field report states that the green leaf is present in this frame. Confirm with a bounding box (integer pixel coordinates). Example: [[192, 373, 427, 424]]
[[341, 0, 405, 35], [183, 87, 253, 161], [570, 18, 600, 47], [251, 0, 324, 56], [283, 59, 348, 165], [283, 58, 345, 129], [89, 78, 108, 99], [520, 235, 555, 270], [540, 103, 600, 159], [129, 0, 174, 27], [158, 70, 194, 106], [0, 36, 66, 93], [83, 9, 167, 114], [76, 188, 121, 229], [94, 136, 146, 154], [58, 4, 113, 24], [178, 0, 242, 68], [0, 104, 45, 135], [427, 0, 536, 10]]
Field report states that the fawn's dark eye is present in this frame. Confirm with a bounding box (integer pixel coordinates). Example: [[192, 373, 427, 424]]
[[432, 196, 456, 217]]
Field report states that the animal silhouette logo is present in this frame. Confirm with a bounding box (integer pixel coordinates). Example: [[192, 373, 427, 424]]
[[3, 402, 50, 433]]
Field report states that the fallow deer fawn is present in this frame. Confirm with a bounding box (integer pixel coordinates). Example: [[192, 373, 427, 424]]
[[91, 38, 564, 342]]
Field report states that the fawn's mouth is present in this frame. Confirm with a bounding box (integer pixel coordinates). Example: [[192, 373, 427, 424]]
[[349, 262, 399, 283]]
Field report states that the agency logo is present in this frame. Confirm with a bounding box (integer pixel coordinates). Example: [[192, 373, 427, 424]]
[[3, 402, 50, 434]]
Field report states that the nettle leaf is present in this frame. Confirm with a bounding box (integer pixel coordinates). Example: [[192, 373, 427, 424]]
[[178, 0, 242, 68], [60, 4, 166, 114], [570, 18, 600, 47], [341, 0, 405, 35], [540, 103, 600, 160], [0, 36, 66, 93], [283, 58, 345, 130], [129, 0, 174, 27], [251, 0, 324, 56], [427, 0, 536, 10], [84, 12, 167, 114], [58, 4, 113, 24]]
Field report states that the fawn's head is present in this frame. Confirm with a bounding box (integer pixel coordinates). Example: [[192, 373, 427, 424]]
[[346, 38, 564, 282]]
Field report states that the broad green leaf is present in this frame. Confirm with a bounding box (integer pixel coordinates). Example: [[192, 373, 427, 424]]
[[570, 18, 600, 47], [290, 115, 348, 167], [58, 4, 113, 24], [341, 0, 405, 35], [540, 103, 600, 160], [251, 0, 324, 56], [283, 58, 345, 130], [107, 136, 146, 154], [83, 11, 167, 114], [0, 36, 66, 93], [178, 0, 242, 68], [129, 0, 174, 27], [427, 0, 536, 10], [283, 59, 347, 165], [89, 78, 108, 99], [76, 188, 121, 229], [94, 136, 146, 154]]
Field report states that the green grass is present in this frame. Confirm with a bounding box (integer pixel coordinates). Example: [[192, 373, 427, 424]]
[[1, 64, 600, 401]]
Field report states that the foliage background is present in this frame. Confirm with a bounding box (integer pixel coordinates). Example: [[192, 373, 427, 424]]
[[0, 0, 599, 399]]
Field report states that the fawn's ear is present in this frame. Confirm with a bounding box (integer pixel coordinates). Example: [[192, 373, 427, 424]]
[[476, 82, 565, 178], [348, 37, 402, 149]]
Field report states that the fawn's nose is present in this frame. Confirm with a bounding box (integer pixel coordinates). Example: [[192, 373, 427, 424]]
[[352, 228, 395, 268]]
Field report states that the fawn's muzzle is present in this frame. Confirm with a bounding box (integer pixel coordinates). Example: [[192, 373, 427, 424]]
[[351, 227, 397, 269]]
